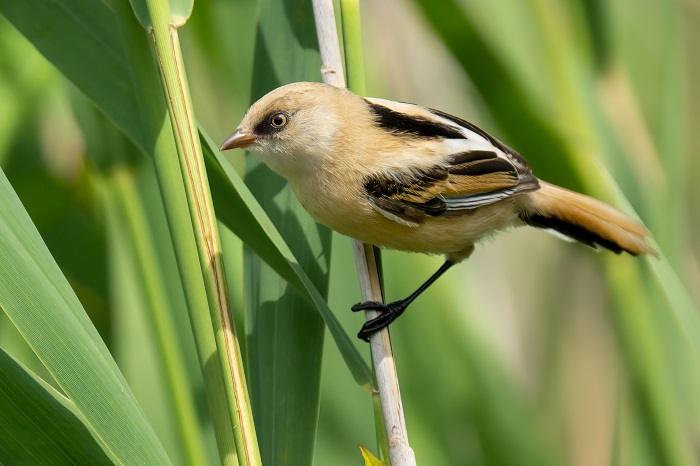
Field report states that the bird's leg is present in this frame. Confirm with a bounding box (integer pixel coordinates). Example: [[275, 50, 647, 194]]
[[352, 260, 455, 341]]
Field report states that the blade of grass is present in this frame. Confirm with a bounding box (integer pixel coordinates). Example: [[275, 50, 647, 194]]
[[0, 0, 157, 153], [0, 346, 117, 465], [339, 0, 365, 95], [130, 0, 260, 462], [0, 164, 171, 464], [105, 1, 241, 461]]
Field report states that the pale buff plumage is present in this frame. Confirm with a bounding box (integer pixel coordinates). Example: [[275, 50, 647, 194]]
[[221, 82, 654, 262]]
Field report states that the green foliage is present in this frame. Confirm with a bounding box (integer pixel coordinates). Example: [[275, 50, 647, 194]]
[[0, 0, 698, 465], [0, 151, 169, 463], [0, 347, 116, 464]]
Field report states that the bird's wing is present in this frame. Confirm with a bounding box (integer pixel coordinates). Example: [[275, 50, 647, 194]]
[[362, 100, 540, 227]]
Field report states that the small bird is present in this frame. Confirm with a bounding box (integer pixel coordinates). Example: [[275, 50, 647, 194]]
[[220, 82, 656, 341]]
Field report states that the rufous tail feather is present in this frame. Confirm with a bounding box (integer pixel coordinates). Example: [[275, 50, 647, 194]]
[[521, 181, 658, 257]]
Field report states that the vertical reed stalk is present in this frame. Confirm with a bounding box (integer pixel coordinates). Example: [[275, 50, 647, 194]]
[[312, 1, 417, 464], [139, 0, 261, 463]]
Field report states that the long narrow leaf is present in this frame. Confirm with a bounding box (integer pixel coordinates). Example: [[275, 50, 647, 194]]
[[0, 165, 170, 464], [0, 0, 158, 152], [127, 0, 260, 462], [0, 346, 116, 465]]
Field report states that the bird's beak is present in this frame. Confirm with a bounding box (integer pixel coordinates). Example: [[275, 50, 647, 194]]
[[219, 129, 257, 151]]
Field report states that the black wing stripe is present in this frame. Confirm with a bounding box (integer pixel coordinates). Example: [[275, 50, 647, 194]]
[[429, 107, 533, 172], [365, 167, 447, 199], [366, 101, 466, 140], [429, 108, 500, 144]]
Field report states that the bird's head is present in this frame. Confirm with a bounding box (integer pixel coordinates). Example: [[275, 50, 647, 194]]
[[220, 82, 366, 179]]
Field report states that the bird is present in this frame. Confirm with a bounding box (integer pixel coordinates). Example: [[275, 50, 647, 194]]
[[219, 82, 656, 341]]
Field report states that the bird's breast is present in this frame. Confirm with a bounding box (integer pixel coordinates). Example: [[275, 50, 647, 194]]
[[290, 174, 372, 234]]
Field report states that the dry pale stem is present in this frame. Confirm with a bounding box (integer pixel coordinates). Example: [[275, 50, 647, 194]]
[[312, 1, 416, 464]]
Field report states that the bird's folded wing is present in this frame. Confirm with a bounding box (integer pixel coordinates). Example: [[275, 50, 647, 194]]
[[364, 149, 540, 227]]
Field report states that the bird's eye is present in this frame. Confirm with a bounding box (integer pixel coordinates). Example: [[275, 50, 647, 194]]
[[270, 113, 288, 128]]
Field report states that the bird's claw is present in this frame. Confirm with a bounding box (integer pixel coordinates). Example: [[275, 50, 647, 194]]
[[354, 300, 408, 342]]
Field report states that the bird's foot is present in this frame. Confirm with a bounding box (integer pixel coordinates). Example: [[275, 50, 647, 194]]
[[351, 300, 409, 342]]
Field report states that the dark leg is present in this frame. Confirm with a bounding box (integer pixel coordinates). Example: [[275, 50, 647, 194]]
[[352, 260, 455, 341]]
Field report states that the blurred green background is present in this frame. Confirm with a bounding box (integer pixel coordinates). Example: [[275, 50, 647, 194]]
[[1, 0, 699, 464]]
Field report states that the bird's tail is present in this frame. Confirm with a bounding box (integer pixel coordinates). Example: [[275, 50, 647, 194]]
[[520, 181, 657, 257]]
